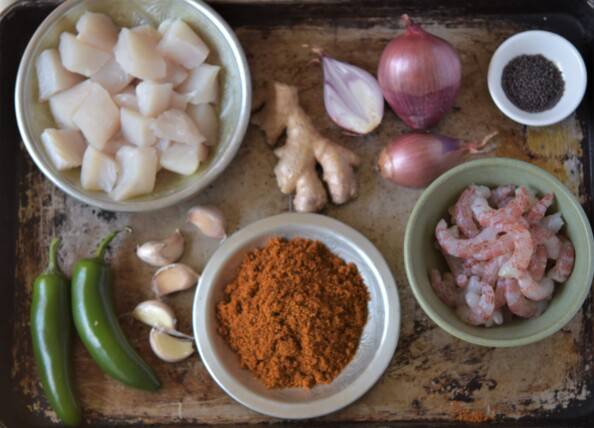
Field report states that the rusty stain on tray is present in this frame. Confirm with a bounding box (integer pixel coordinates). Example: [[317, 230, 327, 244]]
[[11, 16, 591, 426]]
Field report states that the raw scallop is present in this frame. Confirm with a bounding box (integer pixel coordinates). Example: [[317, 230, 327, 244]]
[[72, 82, 120, 149], [111, 146, 158, 201], [102, 135, 128, 155], [178, 63, 220, 105], [36, 49, 83, 101], [91, 56, 133, 94], [170, 92, 188, 111], [81, 146, 118, 192], [131, 25, 162, 46], [114, 86, 139, 110], [120, 108, 156, 147], [151, 109, 205, 147], [159, 142, 200, 175], [49, 80, 94, 129], [157, 19, 209, 69], [114, 28, 166, 80], [41, 128, 86, 170], [188, 104, 218, 146], [76, 12, 118, 52], [157, 60, 189, 87], [136, 81, 173, 117], [59, 32, 111, 77]]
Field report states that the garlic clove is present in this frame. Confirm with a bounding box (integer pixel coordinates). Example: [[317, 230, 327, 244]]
[[152, 263, 199, 297], [132, 300, 177, 329], [187, 206, 226, 239], [149, 328, 194, 362], [136, 229, 184, 267]]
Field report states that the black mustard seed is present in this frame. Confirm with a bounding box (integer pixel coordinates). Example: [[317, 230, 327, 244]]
[[501, 54, 564, 113]]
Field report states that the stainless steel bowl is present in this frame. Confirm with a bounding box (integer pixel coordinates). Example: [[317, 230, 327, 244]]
[[193, 213, 400, 419], [15, 0, 251, 212]]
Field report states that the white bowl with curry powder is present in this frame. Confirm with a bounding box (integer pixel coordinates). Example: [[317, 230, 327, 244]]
[[193, 213, 400, 419]]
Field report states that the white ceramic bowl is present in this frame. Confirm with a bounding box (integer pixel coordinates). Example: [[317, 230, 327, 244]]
[[487, 30, 586, 127], [193, 213, 400, 419], [15, 0, 251, 212]]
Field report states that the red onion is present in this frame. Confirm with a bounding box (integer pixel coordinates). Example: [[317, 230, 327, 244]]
[[378, 132, 497, 188], [377, 15, 462, 130], [319, 53, 384, 135]]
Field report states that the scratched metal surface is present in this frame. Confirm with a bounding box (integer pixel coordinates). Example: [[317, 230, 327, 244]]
[[7, 2, 594, 426]]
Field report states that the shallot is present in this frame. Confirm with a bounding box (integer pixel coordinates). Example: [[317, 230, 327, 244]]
[[378, 132, 497, 188], [318, 52, 384, 134], [377, 15, 461, 129]]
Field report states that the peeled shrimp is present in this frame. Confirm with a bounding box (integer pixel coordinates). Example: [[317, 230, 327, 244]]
[[469, 255, 510, 285], [432, 185, 574, 327], [498, 223, 534, 278], [494, 278, 507, 310], [526, 193, 553, 224], [471, 186, 530, 228], [504, 278, 538, 318], [527, 245, 547, 281], [517, 274, 554, 301], [435, 219, 497, 259], [442, 252, 469, 287], [472, 234, 514, 261], [548, 238, 575, 283], [465, 276, 495, 321], [430, 269, 459, 307], [454, 187, 480, 238], [489, 185, 514, 208]]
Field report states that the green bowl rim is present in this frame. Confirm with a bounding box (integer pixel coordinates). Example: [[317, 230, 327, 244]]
[[404, 157, 594, 347]]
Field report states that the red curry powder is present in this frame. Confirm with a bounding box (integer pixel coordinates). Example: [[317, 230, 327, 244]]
[[216, 237, 369, 389]]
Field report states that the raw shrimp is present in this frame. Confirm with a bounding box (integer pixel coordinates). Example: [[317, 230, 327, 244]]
[[517, 274, 554, 301], [471, 186, 530, 228], [432, 184, 574, 328], [472, 233, 514, 261], [430, 269, 459, 307], [469, 255, 510, 285], [465, 276, 495, 321], [498, 223, 534, 278], [504, 278, 538, 318], [442, 252, 469, 287], [454, 187, 480, 238], [456, 305, 502, 327], [541, 213, 564, 233], [528, 245, 547, 281], [494, 278, 507, 310], [525, 193, 553, 223], [489, 184, 514, 208], [435, 219, 497, 259], [531, 224, 561, 259], [548, 238, 575, 283]]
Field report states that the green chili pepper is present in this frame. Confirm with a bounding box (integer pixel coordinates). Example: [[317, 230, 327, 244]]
[[71, 229, 160, 391], [31, 238, 82, 427]]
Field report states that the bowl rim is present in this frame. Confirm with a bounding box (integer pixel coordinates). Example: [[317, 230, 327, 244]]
[[14, 0, 252, 212], [404, 157, 594, 347], [487, 30, 587, 127], [193, 212, 400, 419]]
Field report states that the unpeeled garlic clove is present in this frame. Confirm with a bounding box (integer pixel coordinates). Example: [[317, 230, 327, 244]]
[[152, 263, 199, 297], [132, 300, 177, 329], [149, 328, 194, 362], [187, 206, 226, 239], [136, 229, 184, 267]]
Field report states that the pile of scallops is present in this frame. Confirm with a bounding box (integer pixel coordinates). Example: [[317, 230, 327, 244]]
[[36, 12, 220, 201]]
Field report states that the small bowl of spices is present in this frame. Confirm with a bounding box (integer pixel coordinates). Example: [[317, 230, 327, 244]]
[[488, 30, 586, 127], [193, 213, 400, 419]]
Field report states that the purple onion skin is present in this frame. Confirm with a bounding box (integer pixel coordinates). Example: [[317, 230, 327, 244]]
[[378, 132, 467, 188], [378, 16, 462, 130]]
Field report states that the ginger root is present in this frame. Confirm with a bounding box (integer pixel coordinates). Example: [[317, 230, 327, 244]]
[[251, 82, 360, 212]]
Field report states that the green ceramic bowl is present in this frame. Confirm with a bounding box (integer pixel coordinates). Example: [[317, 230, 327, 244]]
[[404, 158, 594, 347]]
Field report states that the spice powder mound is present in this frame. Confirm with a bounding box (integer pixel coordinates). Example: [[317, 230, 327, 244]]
[[216, 237, 369, 389]]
